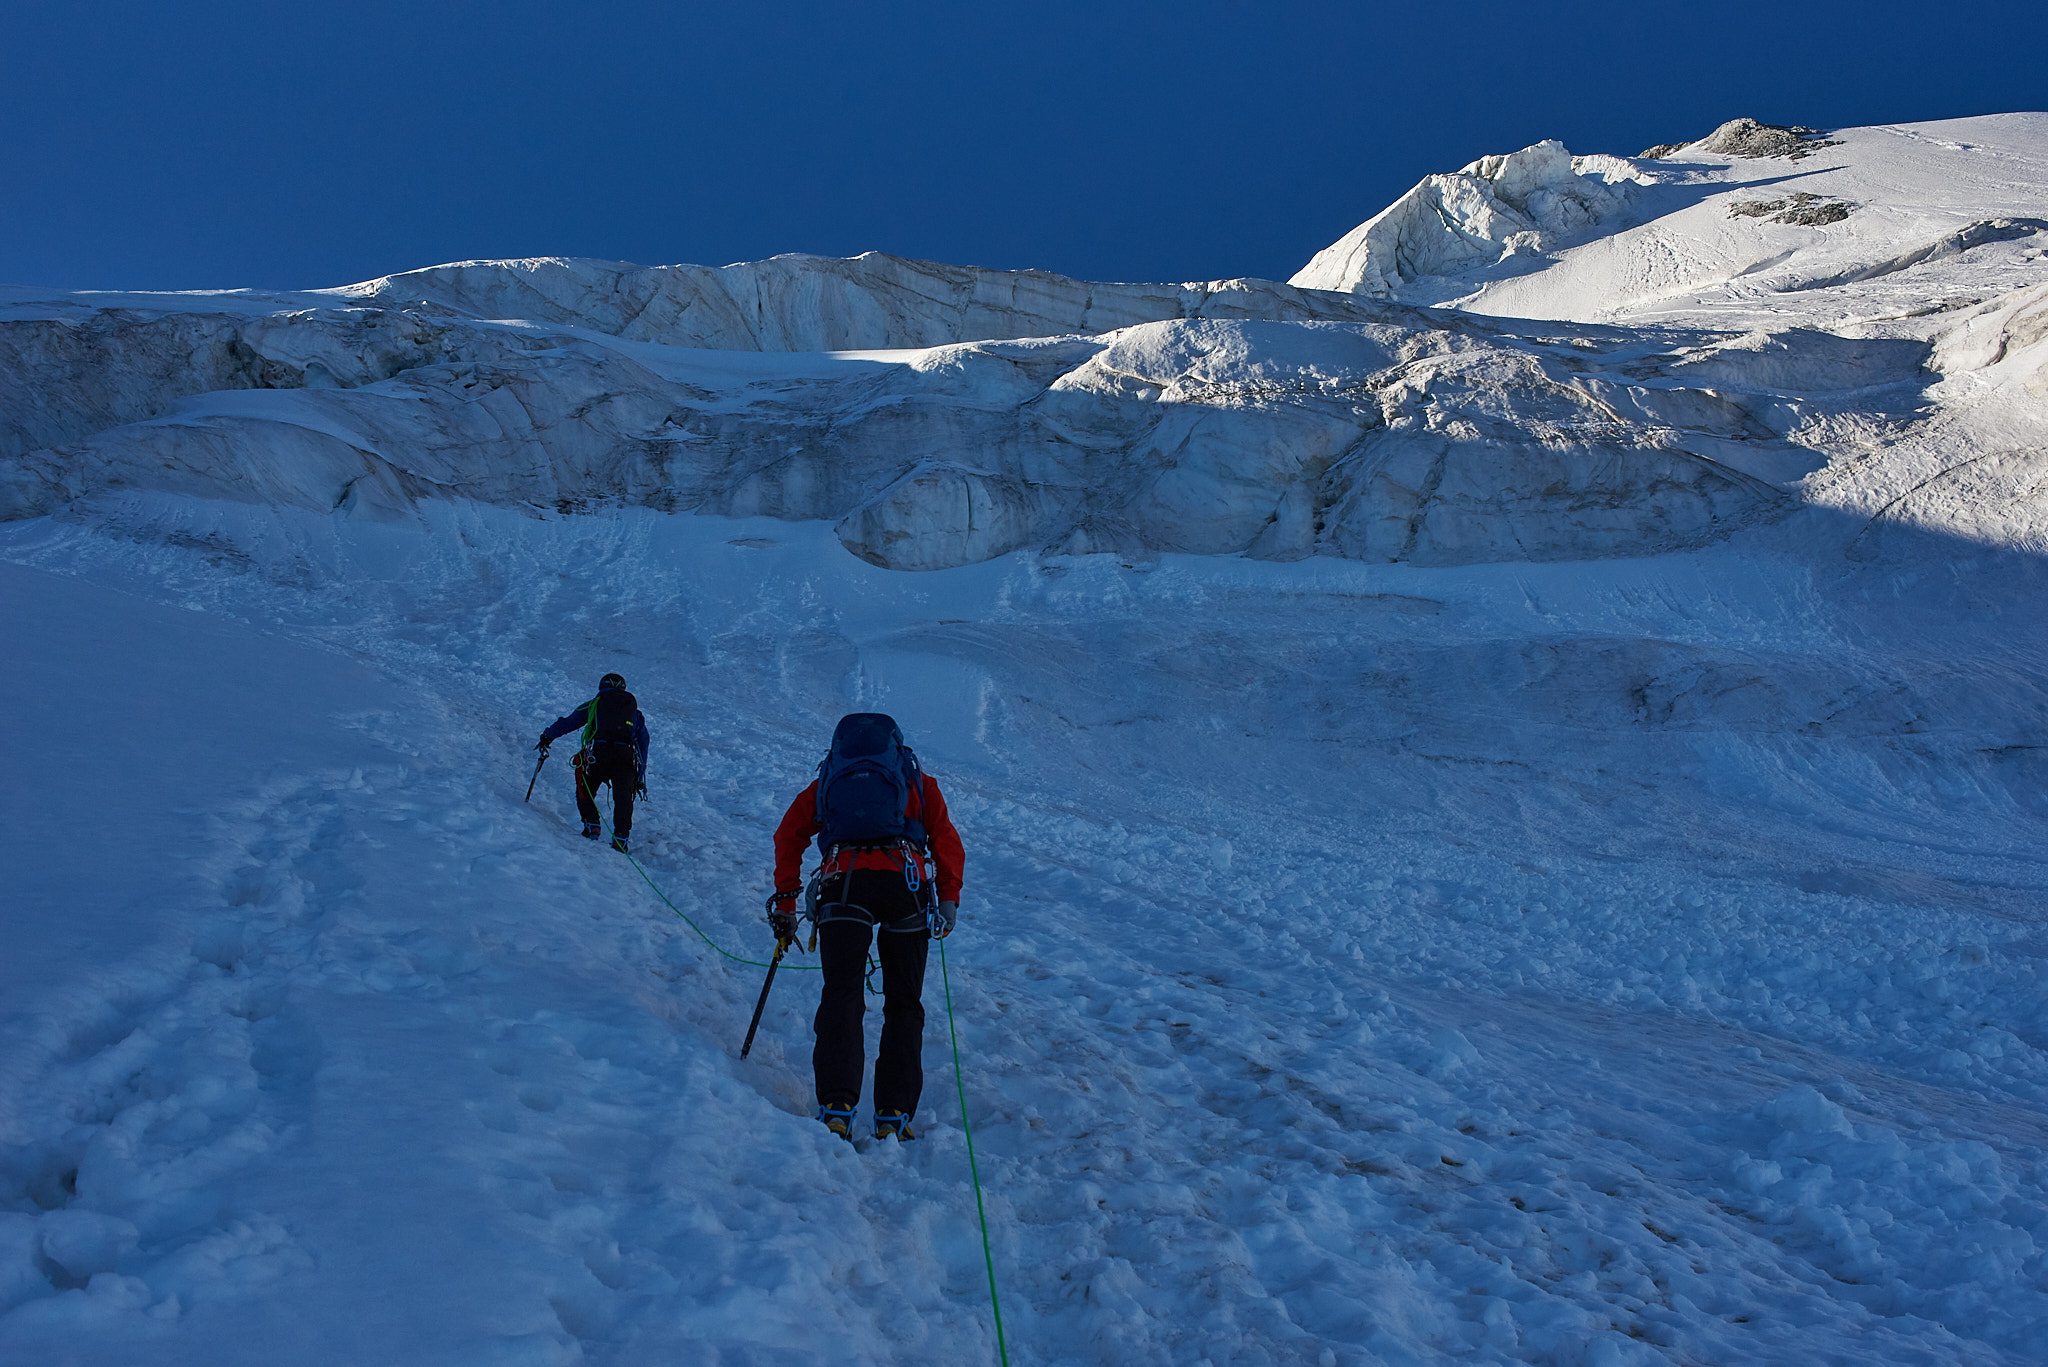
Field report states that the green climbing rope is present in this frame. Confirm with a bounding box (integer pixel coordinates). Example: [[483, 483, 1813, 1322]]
[[577, 763, 819, 973], [622, 842, 820, 973], [940, 936, 1012, 1366]]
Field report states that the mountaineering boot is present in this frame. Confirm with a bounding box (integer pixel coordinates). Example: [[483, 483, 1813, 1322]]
[[818, 1103, 856, 1142], [874, 1110, 916, 1142], [611, 834, 630, 854], [581, 823, 601, 840]]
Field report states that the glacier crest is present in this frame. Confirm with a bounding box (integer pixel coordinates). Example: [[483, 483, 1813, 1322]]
[[1289, 140, 1643, 298]]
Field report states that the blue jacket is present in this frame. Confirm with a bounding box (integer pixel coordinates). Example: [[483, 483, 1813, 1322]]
[[541, 689, 650, 773]]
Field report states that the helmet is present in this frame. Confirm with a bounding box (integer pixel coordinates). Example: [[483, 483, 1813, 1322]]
[[599, 673, 626, 691]]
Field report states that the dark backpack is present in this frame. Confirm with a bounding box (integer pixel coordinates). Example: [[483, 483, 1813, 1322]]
[[813, 713, 925, 855], [582, 688, 639, 748]]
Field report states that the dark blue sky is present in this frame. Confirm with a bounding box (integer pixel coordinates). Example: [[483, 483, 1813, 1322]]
[[5, 0, 2044, 291]]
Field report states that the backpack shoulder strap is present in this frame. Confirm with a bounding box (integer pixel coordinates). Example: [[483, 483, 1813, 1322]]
[[901, 747, 928, 848], [901, 747, 924, 818]]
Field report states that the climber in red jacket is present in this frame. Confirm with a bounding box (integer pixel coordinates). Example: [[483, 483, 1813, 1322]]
[[770, 713, 964, 1142]]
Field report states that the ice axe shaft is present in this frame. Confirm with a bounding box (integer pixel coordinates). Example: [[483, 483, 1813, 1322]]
[[740, 940, 790, 1058], [525, 749, 549, 802]]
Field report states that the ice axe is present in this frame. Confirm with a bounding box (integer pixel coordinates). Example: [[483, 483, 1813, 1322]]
[[525, 746, 549, 803], [740, 937, 792, 1059]]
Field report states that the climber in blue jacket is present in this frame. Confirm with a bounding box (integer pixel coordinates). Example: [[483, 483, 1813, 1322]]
[[536, 673, 649, 852]]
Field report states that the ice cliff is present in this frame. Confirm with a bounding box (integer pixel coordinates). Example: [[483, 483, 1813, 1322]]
[[3, 115, 2045, 574], [0, 300, 1842, 571]]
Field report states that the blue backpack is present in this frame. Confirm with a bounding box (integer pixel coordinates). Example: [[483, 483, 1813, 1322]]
[[814, 713, 926, 855]]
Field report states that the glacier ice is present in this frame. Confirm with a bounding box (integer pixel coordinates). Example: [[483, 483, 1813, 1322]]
[[330, 251, 1405, 352], [0, 310, 1815, 570], [1287, 140, 1645, 298], [6, 114, 2046, 579]]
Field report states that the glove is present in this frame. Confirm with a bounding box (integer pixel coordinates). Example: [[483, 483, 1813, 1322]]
[[767, 888, 801, 945], [534, 737, 551, 753], [931, 900, 958, 939]]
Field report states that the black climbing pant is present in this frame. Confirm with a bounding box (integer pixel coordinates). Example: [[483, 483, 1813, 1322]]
[[575, 743, 638, 837], [812, 869, 929, 1119]]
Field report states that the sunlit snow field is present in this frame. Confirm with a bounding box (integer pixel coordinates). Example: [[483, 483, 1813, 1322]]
[[3, 488, 2044, 1366]]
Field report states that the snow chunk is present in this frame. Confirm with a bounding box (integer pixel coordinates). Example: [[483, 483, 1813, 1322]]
[[1762, 1085, 1854, 1139], [1932, 281, 2048, 374], [37, 1210, 140, 1282], [1664, 330, 1929, 393], [1790, 217, 2048, 291], [1290, 140, 1643, 297], [0, 1214, 44, 1314]]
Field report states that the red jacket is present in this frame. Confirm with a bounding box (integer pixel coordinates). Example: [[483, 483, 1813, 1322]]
[[773, 773, 965, 905]]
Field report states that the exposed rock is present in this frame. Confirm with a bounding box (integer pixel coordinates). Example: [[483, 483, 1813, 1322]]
[[1777, 200, 1853, 226], [1692, 118, 1841, 160], [1643, 119, 1842, 160], [1289, 141, 1645, 297], [1727, 193, 1857, 227]]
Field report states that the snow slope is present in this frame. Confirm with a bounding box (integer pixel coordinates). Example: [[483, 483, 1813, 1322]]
[[3, 495, 2044, 1366], [1295, 114, 2048, 332], [3, 111, 2047, 1366]]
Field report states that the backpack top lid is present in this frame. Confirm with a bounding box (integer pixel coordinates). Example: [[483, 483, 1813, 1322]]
[[814, 713, 924, 852], [829, 712, 904, 760]]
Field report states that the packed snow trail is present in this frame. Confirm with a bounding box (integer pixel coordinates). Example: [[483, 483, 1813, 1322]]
[[3, 497, 2044, 1365], [0, 557, 1010, 1363], [566, 731, 1016, 1360]]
